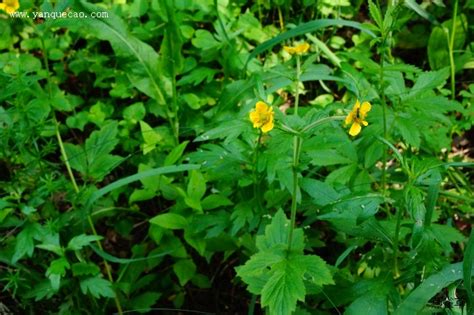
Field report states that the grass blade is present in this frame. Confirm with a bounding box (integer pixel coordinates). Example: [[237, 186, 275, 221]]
[[245, 19, 376, 68], [394, 262, 474, 314]]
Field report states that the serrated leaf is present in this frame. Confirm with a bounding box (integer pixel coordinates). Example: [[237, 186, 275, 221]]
[[236, 251, 283, 294], [395, 118, 421, 148], [261, 259, 306, 315], [127, 292, 162, 313], [298, 255, 334, 286], [67, 234, 103, 251], [72, 262, 101, 276], [80, 276, 116, 298], [85, 122, 119, 163], [406, 68, 450, 99], [300, 178, 340, 206], [12, 223, 41, 263], [46, 257, 70, 291], [256, 209, 304, 253], [63, 143, 87, 175], [368, 0, 383, 30]]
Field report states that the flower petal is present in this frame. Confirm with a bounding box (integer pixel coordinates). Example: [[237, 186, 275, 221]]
[[261, 120, 274, 133], [255, 101, 268, 113], [249, 111, 261, 128], [295, 43, 310, 54], [283, 46, 295, 54], [349, 122, 362, 136], [345, 111, 355, 125], [362, 120, 369, 126], [360, 101, 371, 118]]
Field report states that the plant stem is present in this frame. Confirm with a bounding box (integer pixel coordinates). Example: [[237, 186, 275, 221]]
[[301, 116, 345, 134], [288, 54, 302, 254], [448, 0, 459, 100], [277, 6, 284, 31], [393, 201, 402, 279], [256, 0, 263, 22], [288, 136, 302, 254], [294, 55, 301, 115], [40, 38, 123, 315], [253, 131, 263, 210], [379, 34, 388, 201]]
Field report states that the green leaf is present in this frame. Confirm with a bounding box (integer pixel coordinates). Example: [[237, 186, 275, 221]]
[[80, 276, 116, 298], [191, 30, 221, 50], [65, 122, 122, 181], [55, 0, 166, 103], [395, 263, 473, 315], [173, 259, 197, 286], [140, 120, 162, 155], [236, 251, 282, 294], [63, 143, 87, 175], [345, 280, 390, 315], [261, 258, 306, 315], [67, 234, 103, 251], [46, 257, 70, 291], [307, 149, 354, 166], [150, 213, 188, 230], [187, 170, 206, 202], [164, 141, 189, 166], [12, 223, 41, 263], [256, 209, 304, 252], [428, 15, 467, 70], [127, 292, 162, 313], [298, 255, 334, 286], [123, 102, 146, 123], [404, 0, 439, 25], [368, 0, 383, 30], [72, 262, 101, 277], [201, 194, 233, 210], [406, 68, 450, 99], [300, 178, 340, 206], [395, 117, 421, 148]]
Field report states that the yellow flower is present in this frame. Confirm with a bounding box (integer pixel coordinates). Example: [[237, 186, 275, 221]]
[[0, 0, 20, 14], [283, 42, 310, 55], [249, 101, 274, 133], [345, 100, 371, 136]]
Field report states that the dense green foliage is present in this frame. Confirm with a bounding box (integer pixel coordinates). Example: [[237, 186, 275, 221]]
[[0, 0, 473, 314]]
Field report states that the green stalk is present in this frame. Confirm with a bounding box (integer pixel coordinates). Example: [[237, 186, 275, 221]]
[[287, 55, 302, 254], [40, 38, 123, 315], [277, 6, 284, 31], [287, 136, 302, 254], [294, 55, 301, 115], [256, 0, 263, 22], [393, 200, 403, 278], [448, 0, 459, 100], [378, 25, 388, 201], [253, 131, 263, 210]]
